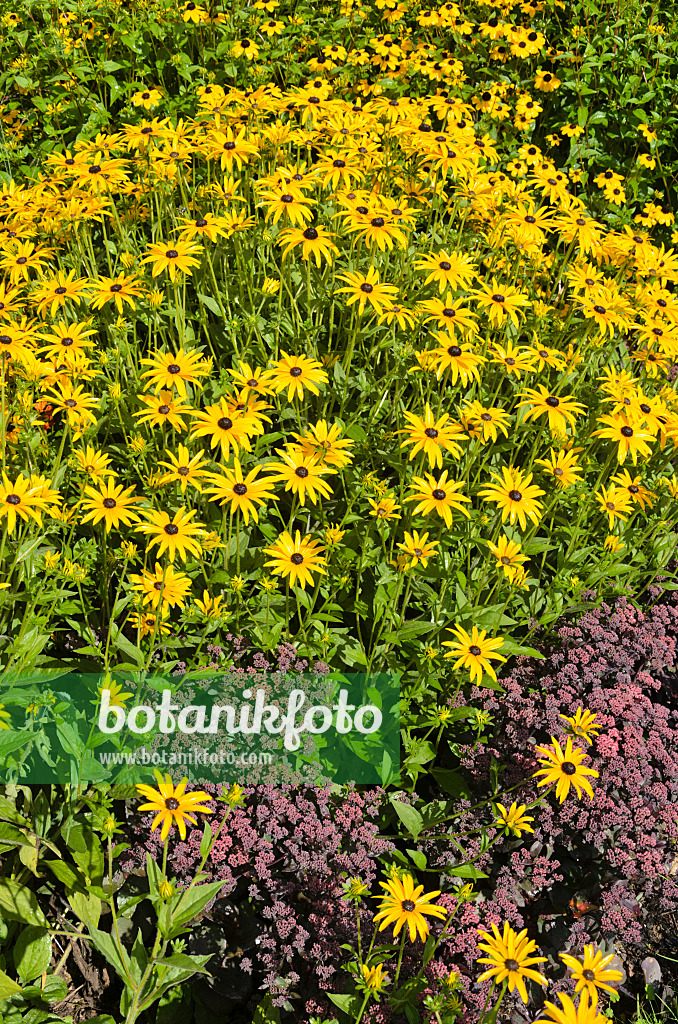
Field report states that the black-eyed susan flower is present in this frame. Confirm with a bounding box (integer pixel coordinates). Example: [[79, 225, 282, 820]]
[[89, 273, 145, 313], [335, 266, 398, 316], [428, 337, 486, 385], [34, 270, 90, 318], [267, 447, 335, 506], [0, 472, 51, 533], [289, 419, 355, 469], [461, 400, 511, 443], [135, 507, 204, 563], [442, 624, 506, 685], [205, 459, 277, 524], [141, 240, 203, 281], [533, 736, 599, 802], [535, 448, 583, 489], [593, 413, 653, 464], [396, 530, 439, 569], [140, 348, 207, 398], [80, 479, 142, 532], [494, 801, 535, 837], [541, 989, 605, 1024], [278, 224, 339, 265], [268, 352, 328, 402], [476, 922, 548, 1004], [479, 466, 545, 530], [595, 484, 633, 528], [368, 495, 401, 521], [399, 404, 467, 468], [473, 278, 530, 327], [263, 530, 327, 589], [610, 469, 655, 509], [559, 708, 601, 745], [134, 391, 193, 432], [487, 536, 529, 580], [414, 249, 477, 292], [560, 946, 623, 1005], [157, 444, 211, 493], [372, 873, 447, 943], [129, 562, 192, 611], [405, 471, 471, 526], [518, 386, 586, 432], [136, 774, 213, 842], [189, 401, 256, 459], [38, 321, 97, 361], [419, 295, 478, 334], [490, 342, 536, 378]]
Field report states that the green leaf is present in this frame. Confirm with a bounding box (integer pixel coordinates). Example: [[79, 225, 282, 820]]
[[88, 925, 133, 984], [500, 639, 544, 659], [155, 952, 213, 975], [391, 798, 424, 838], [0, 731, 34, 760], [446, 863, 489, 879], [0, 879, 48, 926], [0, 967, 22, 998], [14, 926, 52, 983], [198, 293, 223, 316], [327, 992, 362, 1015], [171, 880, 225, 928], [430, 768, 471, 798]]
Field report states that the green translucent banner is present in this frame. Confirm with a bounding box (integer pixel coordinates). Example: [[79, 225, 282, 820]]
[[0, 670, 400, 786]]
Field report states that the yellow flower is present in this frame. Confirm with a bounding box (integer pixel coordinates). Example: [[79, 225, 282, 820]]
[[494, 801, 535, 837], [442, 625, 506, 685], [135, 774, 213, 842], [372, 872, 447, 943], [560, 945, 624, 1005], [476, 921, 548, 1003], [533, 736, 599, 802], [559, 708, 601, 744]]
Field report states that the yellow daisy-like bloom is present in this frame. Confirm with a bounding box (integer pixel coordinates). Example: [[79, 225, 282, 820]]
[[97, 678, 134, 708], [396, 530, 439, 569], [442, 624, 506, 685], [427, 337, 486, 385], [399, 404, 468, 469], [595, 485, 634, 529], [476, 921, 548, 1004], [205, 459, 278, 525], [610, 469, 655, 509], [80, 479, 142, 533], [0, 472, 51, 533], [559, 708, 601, 745], [405, 471, 471, 526], [518, 386, 587, 432], [490, 342, 536, 379], [267, 447, 335, 506], [479, 466, 545, 530], [157, 445, 211, 493], [189, 401, 257, 460], [560, 945, 624, 1005], [535, 448, 583, 489], [289, 420, 355, 469], [414, 249, 477, 292], [335, 265, 399, 317], [134, 392, 193, 433], [368, 495, 401, 521], [263, 530, 327, 590], [372, 873, 447, 943], [592, 413, 654, 464], [140, 348, 208, 399], [129, 562, 192, 612], [487, 535, 528, 580], [541, 989, 606, 1024], [533, 736, 599, 802], [361, 962, 390, 995], [493, 801, 535, 837], [89, 273, 145, 313], [141, 239, 203, 281], [135, 507, 205, 563], [473, 277, 531, 327], [268, 351, 329, 402], [135, 774, 213, 842]]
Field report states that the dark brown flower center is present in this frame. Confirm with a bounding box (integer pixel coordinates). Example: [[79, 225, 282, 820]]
[[218, 417, 233, 430], [103, 498, 116, 509], [295, 467, 309, 478], [621, 426, 633, 437], [164, 523, 180, 535], [290, 552, 304, 565], [546, 396, 559, 407], [509, 489, 522, 501], [165, 797, 180, 809], [561, 761, 576, 775], [233, 483, 247, 495], [432, 488, 446, 500]]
